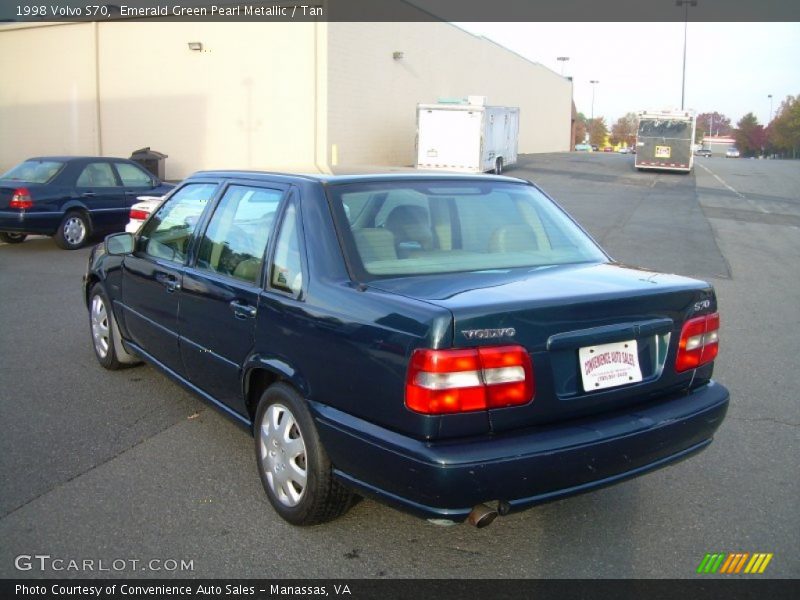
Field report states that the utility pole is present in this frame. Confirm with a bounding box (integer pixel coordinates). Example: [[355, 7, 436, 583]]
[[590, 80, 599, 144], [557, 56, 570, 76], [676, 0, 697, 110]]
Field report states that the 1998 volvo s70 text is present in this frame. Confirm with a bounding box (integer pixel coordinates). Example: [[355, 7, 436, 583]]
[[84, 171, 728, 527]]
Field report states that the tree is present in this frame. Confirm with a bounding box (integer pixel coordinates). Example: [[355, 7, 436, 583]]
[[610, 112, 638, 147], [768, 95, 800, 158], [588, 117, 608, 147], [574, 112, 588, 147], [695, 112, 733, 142], [734, 113, 767, 157]]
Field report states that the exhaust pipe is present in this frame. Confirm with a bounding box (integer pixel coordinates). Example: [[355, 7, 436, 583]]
[[467, 503, 498, 528]]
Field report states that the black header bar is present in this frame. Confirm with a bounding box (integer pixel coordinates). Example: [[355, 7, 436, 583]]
[[2, 0, 799, 24]]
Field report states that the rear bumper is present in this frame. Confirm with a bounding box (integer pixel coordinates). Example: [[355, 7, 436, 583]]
[[312, 381, 729, 521], [0, 210, 59, 234]]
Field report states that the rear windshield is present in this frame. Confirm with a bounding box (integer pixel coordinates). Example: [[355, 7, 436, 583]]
[[329, 180, 607, 279], [637, 119, 692, 139], [1, 160, 64, 184]]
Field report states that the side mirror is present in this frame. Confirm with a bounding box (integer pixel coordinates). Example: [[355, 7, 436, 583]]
[[106, 232, 134, 255]]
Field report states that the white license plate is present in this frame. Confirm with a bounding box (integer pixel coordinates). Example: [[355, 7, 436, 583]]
[[655, 145, 671, 158], [579, 340, 643, 392]]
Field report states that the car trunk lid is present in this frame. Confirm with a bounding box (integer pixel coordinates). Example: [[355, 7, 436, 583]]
[[368, 262, 716, 432]]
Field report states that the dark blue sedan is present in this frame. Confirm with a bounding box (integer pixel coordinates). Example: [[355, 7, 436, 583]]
[[0, 156, 174, 249], [84, 171, 728, 527]]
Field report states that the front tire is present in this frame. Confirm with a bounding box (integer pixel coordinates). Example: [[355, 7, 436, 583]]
[[55, 211, 90, 250], [0, 232, 27, 244], [89, 284, 124, 370], [254, 382, 355, 525]]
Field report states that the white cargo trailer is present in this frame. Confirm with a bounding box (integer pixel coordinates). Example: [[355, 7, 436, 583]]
[[416, 99, 520, 174]]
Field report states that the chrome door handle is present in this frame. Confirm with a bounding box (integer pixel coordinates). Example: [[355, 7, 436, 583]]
[[156, 272, 181, 293], [230, 300, 257, 319]]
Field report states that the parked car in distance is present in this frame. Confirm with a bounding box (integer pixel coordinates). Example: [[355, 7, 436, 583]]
[[602, 146, 613, 152], [725, 147, 740, 158], [591, 145, 599, 151], [0, 156, 173, 249], [575, 143, 592, 152], [126, 195, 165, 233], [695, 149, 712, 157], [617, 147, 632, 154], [85, 171, 729, 527]]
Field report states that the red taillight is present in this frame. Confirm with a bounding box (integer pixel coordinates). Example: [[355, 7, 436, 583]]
[[405, 345, 534, 415], [675, 312, 720, 373], [9, 187, 33, 209], [129, 208, 150, 220]]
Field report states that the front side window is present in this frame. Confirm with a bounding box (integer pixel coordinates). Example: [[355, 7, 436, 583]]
[[331, 181, 607, 279], [139, 183, 216, 263], [76, 162, 118, 187], [196, 185, 283, 284], [115, 162, 153, 187]]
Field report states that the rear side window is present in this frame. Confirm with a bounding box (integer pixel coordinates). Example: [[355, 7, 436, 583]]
[[270, 203, 303, 297], [139, 183, 216, 263], [115, 162, 153, 187], [329, 181, 607, 279], [76, 162, 118, 187], [195, 185, 283, 284], [0, 160, 64, 183]]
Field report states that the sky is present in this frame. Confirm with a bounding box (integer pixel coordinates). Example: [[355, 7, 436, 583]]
[[455, 22, 800, 127]]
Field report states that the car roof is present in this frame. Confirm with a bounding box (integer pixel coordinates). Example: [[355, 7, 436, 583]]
[[188, 169, 529, 186], [26, 156, 133, 162]]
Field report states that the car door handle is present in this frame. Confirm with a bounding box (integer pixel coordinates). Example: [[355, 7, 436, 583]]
[[230, 300, 257, 319], [82, 192, 96, 197], [155, 272, 181, 293]]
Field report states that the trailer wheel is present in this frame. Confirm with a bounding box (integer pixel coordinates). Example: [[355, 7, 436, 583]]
[[494, 158, 503, 175]]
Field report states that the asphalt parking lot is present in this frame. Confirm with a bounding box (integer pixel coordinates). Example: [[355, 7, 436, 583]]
[[1, 153, 798, 579]]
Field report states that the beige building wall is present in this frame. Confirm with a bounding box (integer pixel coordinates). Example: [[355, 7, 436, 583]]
[[0, 21, 323, 178], [97, 22, 322, 179], [326, 21, 573, 166], [1, 21, 571, 177], [0, 23, 100, 168]]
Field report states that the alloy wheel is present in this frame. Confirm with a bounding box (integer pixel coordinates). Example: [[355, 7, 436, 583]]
[[259, 403, 308, 507], [90, 295, 110, 358], [64, 216, 86, 246]]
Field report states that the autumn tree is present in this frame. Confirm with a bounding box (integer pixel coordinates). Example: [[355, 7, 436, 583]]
[[734, 113, 767, 157], [574, 112, 588, 147], [610, 112, 638, 147], [695, 112, 733, 142], [768, 95, 800, 158], [588, 117, 608, 147]]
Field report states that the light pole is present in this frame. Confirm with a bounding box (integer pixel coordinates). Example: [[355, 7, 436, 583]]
[[676, 0, 697, 110], [557, 56, 570, 76], [589, 80, 599, 144], [768, 94, 773, 123]]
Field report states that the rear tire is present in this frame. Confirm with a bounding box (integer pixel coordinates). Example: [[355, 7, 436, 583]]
[[254, 382, 355, 525], [0, 232, 27, 244], [55, 211, 90, 250]]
